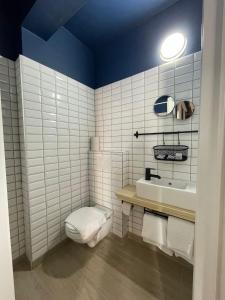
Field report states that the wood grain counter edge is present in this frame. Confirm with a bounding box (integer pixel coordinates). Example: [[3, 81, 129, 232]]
[[116, 185, 195, 223]]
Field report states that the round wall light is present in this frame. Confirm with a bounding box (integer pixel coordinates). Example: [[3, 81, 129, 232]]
[[160, 33, 187, 62]]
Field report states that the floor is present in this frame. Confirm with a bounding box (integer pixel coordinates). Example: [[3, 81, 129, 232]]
[[13, 234, 193, 300]]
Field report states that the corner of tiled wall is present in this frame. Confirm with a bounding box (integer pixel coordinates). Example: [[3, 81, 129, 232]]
[[16, 55, 95, 263], [0, 55, 25, 260], [16, 56, 33, 261]]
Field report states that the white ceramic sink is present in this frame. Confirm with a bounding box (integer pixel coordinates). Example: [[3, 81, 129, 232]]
[[136, 178, 196, 211], [150, 178, 187, 189]]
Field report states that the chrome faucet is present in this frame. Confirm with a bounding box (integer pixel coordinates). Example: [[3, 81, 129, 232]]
[[145, 168, 161, 181]]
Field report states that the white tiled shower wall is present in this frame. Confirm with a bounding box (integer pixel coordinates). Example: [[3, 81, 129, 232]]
[[16, 55, 95, 262], [0, 56, 25, 260], [95, 51, 201, 236]]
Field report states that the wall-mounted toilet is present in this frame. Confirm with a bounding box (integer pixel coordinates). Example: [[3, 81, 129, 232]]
[[65, 205, 112, 248]]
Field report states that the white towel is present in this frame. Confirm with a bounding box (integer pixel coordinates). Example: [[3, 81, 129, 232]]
[[143, 237, 173, 256], [142, 213, 173, 256], [175, 252, 193, 265], [167, 216, 194, 263], [122, 202, 132, 216], [90, 137, 100, 152], [65, 207, 106, 242]]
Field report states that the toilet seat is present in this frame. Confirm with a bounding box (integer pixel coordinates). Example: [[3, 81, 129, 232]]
[[65, 205, 112, 247]]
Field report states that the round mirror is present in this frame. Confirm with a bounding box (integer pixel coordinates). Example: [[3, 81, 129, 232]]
[[174, 101, 195, 120], [154, 95, 175, 116]]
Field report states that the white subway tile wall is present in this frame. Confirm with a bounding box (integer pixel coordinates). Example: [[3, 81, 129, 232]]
[[89, 151, 129, 237], [16, 55, 95, 262], [0, 56, 25, 260], [95, 52, 201, 236], [1, 51, 201, 261]]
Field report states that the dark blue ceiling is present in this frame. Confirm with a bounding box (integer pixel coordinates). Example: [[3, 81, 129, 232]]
[[23, 0, 87, 40], [64, 0, 180, 49], [6, 0, 201, 89], [22, 0, 181, 49]]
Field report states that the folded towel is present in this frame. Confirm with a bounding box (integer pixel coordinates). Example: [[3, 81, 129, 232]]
[[175, 251, 193, 265], [65, 207, 106, 242], [175, 153, 183, 160], [157, 154, 166, 159], [143, 237, 173, 256], [122, 202, 132, 216], [167, 216, 194, 262], [142, 213, 173, 256]]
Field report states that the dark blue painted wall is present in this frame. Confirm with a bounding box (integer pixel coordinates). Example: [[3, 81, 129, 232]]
[[0, 21, 21, 61], [22, 27, 95, 88], [0, 1, 21, 60], [0, 0, 36, 60], [94, 0, 202, 88], [0, 0, 202, 89]]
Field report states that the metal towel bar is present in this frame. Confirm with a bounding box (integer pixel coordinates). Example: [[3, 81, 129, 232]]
[[144, 207, 168, 219], [134, 130, 198, 139]]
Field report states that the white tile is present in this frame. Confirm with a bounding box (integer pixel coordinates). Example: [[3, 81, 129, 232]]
[[15, 51, 201, 259]]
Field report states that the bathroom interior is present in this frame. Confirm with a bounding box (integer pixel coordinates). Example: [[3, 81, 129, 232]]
[[1, 0, 225, 299]]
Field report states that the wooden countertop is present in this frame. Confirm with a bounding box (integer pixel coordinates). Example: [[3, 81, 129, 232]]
[[116, 185, 195, 223]]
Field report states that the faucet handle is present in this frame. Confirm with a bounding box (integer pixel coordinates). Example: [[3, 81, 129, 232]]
[[145, 167, 154, 180]]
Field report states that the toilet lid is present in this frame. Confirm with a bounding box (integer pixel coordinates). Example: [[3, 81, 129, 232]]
[[65, 207, 107, 242], [95, 205, 112, 219]]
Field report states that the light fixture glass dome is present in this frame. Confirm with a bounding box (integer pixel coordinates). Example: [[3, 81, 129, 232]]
[[160, 33, 187, 62]]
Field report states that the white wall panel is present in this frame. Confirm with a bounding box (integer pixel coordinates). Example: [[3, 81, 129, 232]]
[[95, 52, 201, 236], [16, 55, 95, 262]]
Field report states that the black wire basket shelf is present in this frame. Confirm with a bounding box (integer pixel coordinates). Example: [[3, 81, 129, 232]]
[[153, 145, 189, 161]]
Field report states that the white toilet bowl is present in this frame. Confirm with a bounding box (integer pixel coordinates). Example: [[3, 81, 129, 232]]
[[65, 205, 112, 247]]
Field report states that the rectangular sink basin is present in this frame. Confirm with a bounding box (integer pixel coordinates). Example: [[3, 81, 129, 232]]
[[136, 178, 196, 211], [150, 178, 187, 189]]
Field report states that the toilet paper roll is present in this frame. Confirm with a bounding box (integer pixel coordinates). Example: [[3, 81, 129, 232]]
[[122, 202, 132, 216], [91, 137, 100, 152]]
